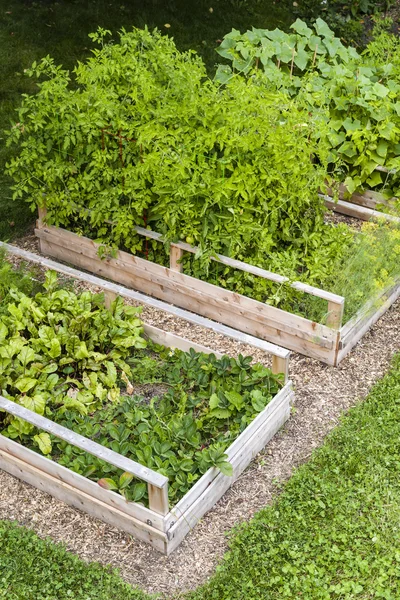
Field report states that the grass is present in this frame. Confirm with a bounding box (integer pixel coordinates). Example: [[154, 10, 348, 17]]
[[2, 352, 400, 598], [0, 0, 294, 242], [0, 520, 151, 600]]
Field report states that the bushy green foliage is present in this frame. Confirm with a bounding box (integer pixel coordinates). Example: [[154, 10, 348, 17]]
[[0, 250, 40, 312], [0, 521, 150, 600], [216, 20, 400, 200], [0, 272, 146, 448], [5, 27, 344, 266], [188, 353, 400, 599], [55, 349, 282, 504]]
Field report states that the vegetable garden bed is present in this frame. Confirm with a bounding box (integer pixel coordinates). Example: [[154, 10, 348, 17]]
[[0, 246, 292, 554], [34, 210, 400, 366]]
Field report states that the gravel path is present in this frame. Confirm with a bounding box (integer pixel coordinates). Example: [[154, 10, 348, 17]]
[[1, 234, 400, 597]]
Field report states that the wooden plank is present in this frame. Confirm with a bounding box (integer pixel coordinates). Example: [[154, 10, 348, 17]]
[[325, 183, 397, 211], [0, 443, 167, 553], [0, 240, 291, 361], [272, 355, 289, 381], [134, 227, 344, 304], [167, 382, 293, 528], [0, 434, 165, 531], [326, 299, 344, 330], [37, 206, 47, 228], [37, 231, 337, 363], [170, 245, 184, 273], [148, 483, 169, 516], [36, 230, 337, 363], [0, 396, 167, 491], [165, 385, 293, 554], [36, 227, 337, 343], [143, 324, 223, 358], [323, 195, 400, 224]]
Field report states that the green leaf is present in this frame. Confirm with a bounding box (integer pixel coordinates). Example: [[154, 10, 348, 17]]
[[66, 335, 81, 357], [376, 141, 388, 159], [48, 338, 61, 359], [290, 19, 312, 39], [132, 482, 146, 502], [251, 390, 267, 412], [0, 323, 8, 342], [293, 49, 309, 71], [342, 118, 361, 132], [97, 478, 118, 491], [314, 18, 334, 39], [119, 472, 134, 489], [75, 342, 89, 360], [14, 377, 37, 393], [210, 408, 231, 419], [217, 460, 233, 477], [33, 432, 52, 455], [18, 347, 35, 367], [20, 394, 46, 415], [209, 393, 220, 410], [224, 390, 244, 411], [366, 171, 382, 188], [371, 82, 389, 98], [43, 270, 58, 292]]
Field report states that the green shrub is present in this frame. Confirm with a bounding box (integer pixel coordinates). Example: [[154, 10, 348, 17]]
[[216, 19, 400, 200]]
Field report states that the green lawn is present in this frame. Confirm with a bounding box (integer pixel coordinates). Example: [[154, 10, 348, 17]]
[[0, 520, 151, 600], [2, 354, 400, 598], [0, 0, 294, 242]]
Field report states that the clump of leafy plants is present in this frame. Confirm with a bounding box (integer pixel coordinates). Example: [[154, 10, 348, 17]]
[[0, 249, 41, 313], [216, 19, 400, 201], [0, 271, 146, 450], [55, 349, 282, 504], [0, 268, 282, 505], [5, 27, 349, 272]]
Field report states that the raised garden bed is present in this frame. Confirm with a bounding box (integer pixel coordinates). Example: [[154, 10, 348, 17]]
[[0, 247, 292, 554], [34, 210, 400, 366]]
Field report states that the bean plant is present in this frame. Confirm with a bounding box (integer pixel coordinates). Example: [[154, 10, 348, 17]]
[[216, 19, 400, 200]]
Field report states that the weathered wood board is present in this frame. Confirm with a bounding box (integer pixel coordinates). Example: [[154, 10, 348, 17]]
[[35, 223, 341, 365]]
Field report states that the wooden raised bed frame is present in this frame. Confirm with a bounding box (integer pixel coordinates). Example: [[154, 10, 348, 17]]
[[0, 240, 293, 554], [33, 207, 400, 366], [0, 385, 293, 555]]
